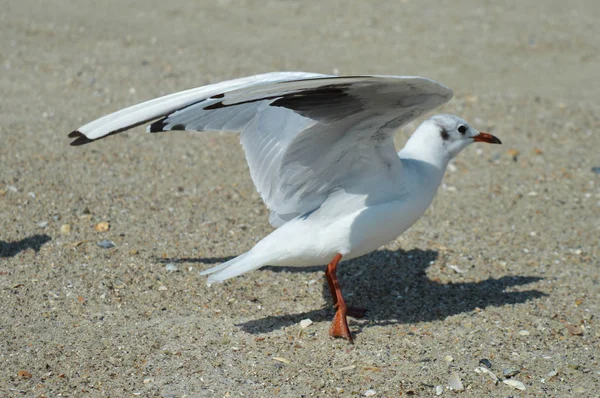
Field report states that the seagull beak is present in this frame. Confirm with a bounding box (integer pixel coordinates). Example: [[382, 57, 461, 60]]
[[473, 132, 502, 144]]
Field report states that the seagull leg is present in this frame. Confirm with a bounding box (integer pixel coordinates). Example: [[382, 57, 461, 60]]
[[326, 253, 354, 341], [325, 255, 367, 319]]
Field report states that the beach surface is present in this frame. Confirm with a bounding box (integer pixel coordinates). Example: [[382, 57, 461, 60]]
[[1, 1, 599, 396]]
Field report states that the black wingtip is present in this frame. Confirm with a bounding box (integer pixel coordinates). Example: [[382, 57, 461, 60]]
[[148, 119, 166, 133], [148, 118, 186, 133], [68, 130, 93, 146]]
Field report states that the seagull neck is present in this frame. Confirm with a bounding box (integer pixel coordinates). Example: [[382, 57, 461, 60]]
[[399, 135, 450, 173]]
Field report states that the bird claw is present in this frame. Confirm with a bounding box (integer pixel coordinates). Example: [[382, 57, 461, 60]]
[[329, 308, 353, 342]]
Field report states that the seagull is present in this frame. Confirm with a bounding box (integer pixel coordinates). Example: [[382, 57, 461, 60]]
[[70, 72, 501, 341]]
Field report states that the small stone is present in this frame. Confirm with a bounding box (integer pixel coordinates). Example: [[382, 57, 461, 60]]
[[443, 355, 454, 362], [158, 285, 168, 291], [272, 357, 290, 364], [502, 379, 526, 391], [36, 221, 48, 228], [60, 224, 71, 235], [299, 319, 313, 329], [503, 368, 521, 378], [435, 385, 444, 395], [94, 221, 110, 232], [18, 370, 32, 379], [518, 330, 530, 336], [547, 370, 558, 378], [474, 366, 499, 384], [364, 390, 376, 397], [143, 378, 152, 384], [165, 263, 178, 272], [448, 265, 466, 274], [96, 240, 115, 249], [479, 358, 492, 369], [448, 372, 464, 391], [565, 324, 584, 335], [507, 148, 520, 161]]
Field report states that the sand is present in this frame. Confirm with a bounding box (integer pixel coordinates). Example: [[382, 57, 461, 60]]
[[1, 0, 599, 396]]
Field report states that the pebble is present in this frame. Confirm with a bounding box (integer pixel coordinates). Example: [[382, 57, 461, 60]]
[[165, 263, 178, 272], [547, 370, 558, 377], [364, 389, 376, 397], [17, 370, 32, 379], [60, 224, 71, 235], [272, 357, 290, 364], [448, 265, 466, 274], [36, 221, 48, 228], [518, 330, 530, 336], [158, 285, 168, 291], [565, 324, 584, 335], [502, 379, 526, 391], [299, 318, 313, 329], [507, 148, 520, 161], [94, 221, 110, 232], [443, 355, 453, 362], [474, 366, 498, 384], [502, 368, 520, 378], [435, 385, 444, 395], [479, 358, 492, 369], [448, 372, 464, 391], [96, 240, 115, 249]]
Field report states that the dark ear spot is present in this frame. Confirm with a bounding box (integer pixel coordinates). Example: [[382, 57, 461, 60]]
[[440, 127, 449, 140]]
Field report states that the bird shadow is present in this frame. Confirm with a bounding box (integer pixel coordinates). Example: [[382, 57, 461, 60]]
[[0, 234, 51, 258], [163, 248, 546, 337], [237, 248, 546, 336]]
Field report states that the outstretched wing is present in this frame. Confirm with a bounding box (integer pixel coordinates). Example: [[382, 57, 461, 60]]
[[70, 72, 453, 226]]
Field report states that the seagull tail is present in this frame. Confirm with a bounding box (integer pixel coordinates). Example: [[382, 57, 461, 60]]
[[199, 252, 264, 284]]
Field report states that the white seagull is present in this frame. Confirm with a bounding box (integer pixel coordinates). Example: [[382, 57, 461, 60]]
[[70, 72, 501, 341]]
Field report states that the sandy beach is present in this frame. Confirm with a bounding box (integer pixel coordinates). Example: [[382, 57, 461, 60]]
[[1, 1, 599, 396]]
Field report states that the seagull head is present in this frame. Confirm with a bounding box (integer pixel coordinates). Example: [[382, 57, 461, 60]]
[[427, 114, 501, 159]]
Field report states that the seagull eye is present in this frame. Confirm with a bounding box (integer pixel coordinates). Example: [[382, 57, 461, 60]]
[[457, 125, 467, 135]]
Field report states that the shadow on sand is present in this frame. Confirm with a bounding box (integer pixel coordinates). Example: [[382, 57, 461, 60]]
[[0, 234, 51, 258], [164, 248, 545, 337]]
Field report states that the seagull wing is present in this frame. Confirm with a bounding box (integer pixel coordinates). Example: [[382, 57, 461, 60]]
[[70, 72, 452, 227]]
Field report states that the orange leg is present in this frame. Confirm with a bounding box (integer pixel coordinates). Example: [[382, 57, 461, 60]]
[[325, 255, 367, 318], [325, 253, 365, 342]]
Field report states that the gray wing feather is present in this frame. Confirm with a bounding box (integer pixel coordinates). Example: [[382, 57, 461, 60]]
[[150, 75, 452, 226], [72, 73, 452, 227]]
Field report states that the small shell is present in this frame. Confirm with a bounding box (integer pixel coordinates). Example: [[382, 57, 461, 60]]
[[448, 372, 464, 391], [503, 379, 526, 391], [300, 319, 313, 329]]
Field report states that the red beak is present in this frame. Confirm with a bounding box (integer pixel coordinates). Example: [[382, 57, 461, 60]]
[[473, 132, 502, 144]]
